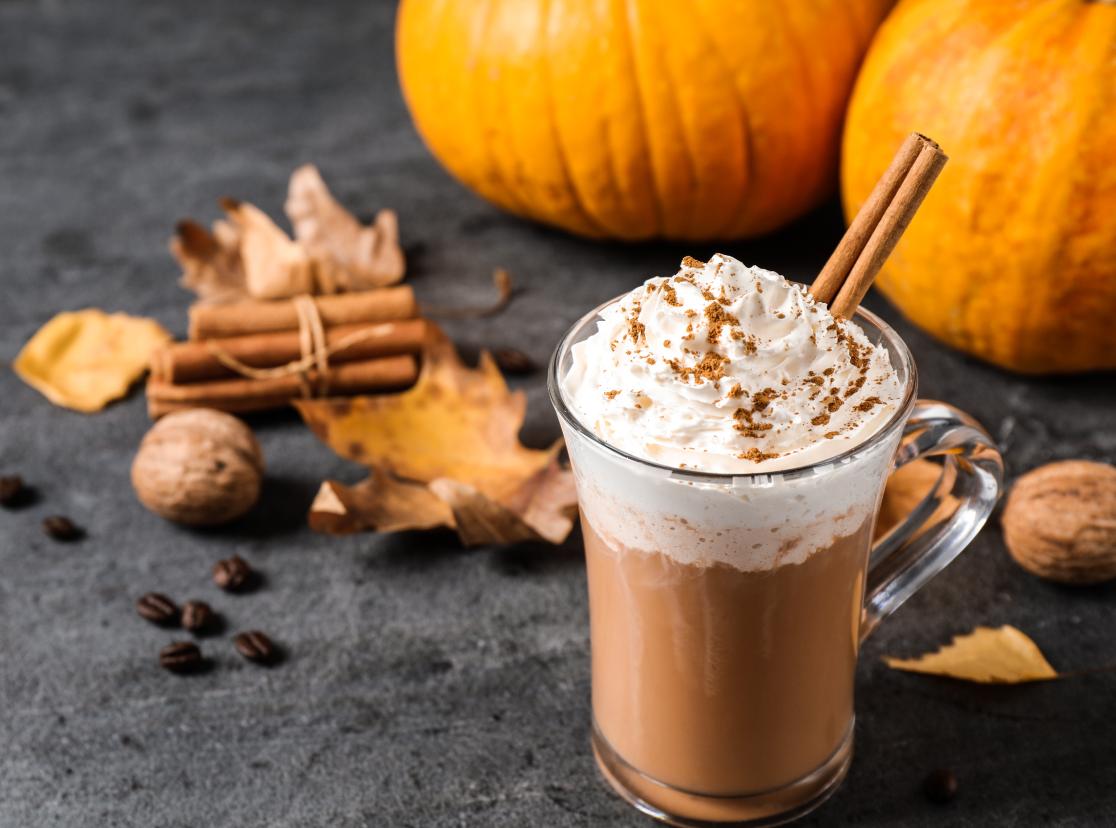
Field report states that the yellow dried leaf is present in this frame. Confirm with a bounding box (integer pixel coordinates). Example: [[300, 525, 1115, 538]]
[[884, 625, 1058, 684], [285, 164, 405, 289], [14, 309, 171, 412], [296, 327, 577, 546]]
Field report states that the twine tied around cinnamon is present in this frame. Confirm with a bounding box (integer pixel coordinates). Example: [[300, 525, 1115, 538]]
[[202, 295, 390, 397]]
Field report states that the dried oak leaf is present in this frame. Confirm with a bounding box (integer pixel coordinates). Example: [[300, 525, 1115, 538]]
[[884, 625, 1058, 684], [14, 309, 171, 412], [285, 164, 405, 290], [295, 327, 576, 546]]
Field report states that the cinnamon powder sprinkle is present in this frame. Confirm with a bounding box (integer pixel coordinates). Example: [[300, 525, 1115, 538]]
[[751, 388, 778, 412], [811, 413, 831, 426], [681, 256, 704, 269], [733, 411, 774, 438], [844, 376, 867, 398], [704, 302, 739, 344], [667, 351, 730, 384], [738, 448, 780, 462], [660, 283, 682, 306], [726, 383, 744, 399], [627, 314, 646, 345], [603, 389, 621, 400], [855, 396, 883, 412]]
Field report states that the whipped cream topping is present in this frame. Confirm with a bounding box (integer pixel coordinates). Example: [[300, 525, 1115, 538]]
[[563, 254, 904, 474]]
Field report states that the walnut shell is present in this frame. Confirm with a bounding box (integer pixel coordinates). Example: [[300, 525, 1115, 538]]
[[1002, 460, 1116, 584], [131, 408, 264, 526]]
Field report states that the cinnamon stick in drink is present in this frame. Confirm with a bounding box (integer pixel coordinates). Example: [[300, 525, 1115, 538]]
[[810, 133, 929, 305], [829, 141, 947, 318], [152, 319, 426, 383], [188, 286, 417, 340], [146, 355, 418, 419]]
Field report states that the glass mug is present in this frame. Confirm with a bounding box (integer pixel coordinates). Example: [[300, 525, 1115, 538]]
[[548, 298, 1003, 827]]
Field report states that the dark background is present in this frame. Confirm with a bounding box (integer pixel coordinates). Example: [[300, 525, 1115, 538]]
[[2, 2, 1114, 826]]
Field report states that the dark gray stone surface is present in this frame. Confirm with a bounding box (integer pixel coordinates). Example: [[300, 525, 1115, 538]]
[[1, 2, 1114, 826]]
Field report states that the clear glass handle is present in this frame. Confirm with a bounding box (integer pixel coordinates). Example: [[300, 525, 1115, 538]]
[[862, 400, 1004, 639]]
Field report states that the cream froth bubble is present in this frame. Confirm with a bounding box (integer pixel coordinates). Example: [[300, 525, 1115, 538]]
[[562, 253, 903, 474]]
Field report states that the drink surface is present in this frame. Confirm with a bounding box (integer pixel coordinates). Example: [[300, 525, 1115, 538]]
[[562, 253, 903, 475]]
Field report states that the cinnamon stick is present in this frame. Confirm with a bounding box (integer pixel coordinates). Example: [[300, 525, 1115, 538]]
[[152, 319, 426, 384], [829, 140, 947, 319], [188, 286, 417, 340], [810, 133, 930, 305], [146, 355, 418, 419]]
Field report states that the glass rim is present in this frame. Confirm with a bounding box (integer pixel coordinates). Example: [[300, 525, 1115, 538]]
[[547, 291, 918, 484]]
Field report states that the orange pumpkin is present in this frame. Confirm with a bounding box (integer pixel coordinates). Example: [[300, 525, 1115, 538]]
[[397, 0, 893, 241], [843, 0, 1116, 373]]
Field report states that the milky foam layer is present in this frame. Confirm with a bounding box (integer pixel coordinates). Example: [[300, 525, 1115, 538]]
[[563, 254, 903, 474]]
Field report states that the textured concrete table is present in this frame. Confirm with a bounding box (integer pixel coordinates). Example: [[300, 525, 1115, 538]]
[[2, 2, 1114, 826]]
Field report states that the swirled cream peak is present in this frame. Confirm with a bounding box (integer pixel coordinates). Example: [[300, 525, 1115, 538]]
[[563, 254, 903, 473]]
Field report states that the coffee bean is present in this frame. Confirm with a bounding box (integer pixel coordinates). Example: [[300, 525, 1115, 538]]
[[136, 593, 178, 626], [0, 475, 24, 507], [212, 555, 252, 592], [233, 631, 277, 665], [159, 641, 203, 674], [180, 600, 214, 634], [42, 515, 82, 541], [492, 347, 535, 375], [923, 768, 958, 804]]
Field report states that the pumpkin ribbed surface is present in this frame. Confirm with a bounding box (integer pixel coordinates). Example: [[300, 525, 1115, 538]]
[[843, 0, 1116, 373], [398, 0, 893, 241]]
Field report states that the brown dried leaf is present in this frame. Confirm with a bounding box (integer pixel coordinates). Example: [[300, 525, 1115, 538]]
[[309, 470, 453, 535], [219, 197, 317, 300], [174, 165, 406, 303], [14, 309, 171, 412], [884, 625, 1058, 684], [297, 326, 577, 546], [285, 164, 405, 289], [170, 218, 245, 304]]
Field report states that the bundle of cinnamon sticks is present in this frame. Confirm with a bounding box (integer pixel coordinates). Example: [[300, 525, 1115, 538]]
[[147, 286, 425, 418]]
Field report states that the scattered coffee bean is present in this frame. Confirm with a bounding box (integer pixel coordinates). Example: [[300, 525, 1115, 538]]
[[135, 593, 179, 626], [492, 347, 535, 375], [42, 515, 82, 541], [212, 555, 252, 592], [923, 768, 958, 804], [180, 600, 215, 634], [233, 631, 277, 665], [159, 641, 203, 674], [0, 475, 25, 507]]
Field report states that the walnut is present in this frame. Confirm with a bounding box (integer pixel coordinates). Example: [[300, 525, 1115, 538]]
[[1002, 460, 1116, 584], [131, 409, 264, 526]]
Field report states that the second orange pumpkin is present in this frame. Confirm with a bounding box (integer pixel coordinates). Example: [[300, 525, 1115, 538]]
[[397, 0, 893, 241]]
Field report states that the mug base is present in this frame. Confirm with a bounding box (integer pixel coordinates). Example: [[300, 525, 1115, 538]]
[[591, 721, 853, 827]]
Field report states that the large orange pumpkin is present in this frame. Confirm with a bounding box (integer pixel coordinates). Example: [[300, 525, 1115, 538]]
[[843, 0, 1116, 373], [397, 0, 893, 241]]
